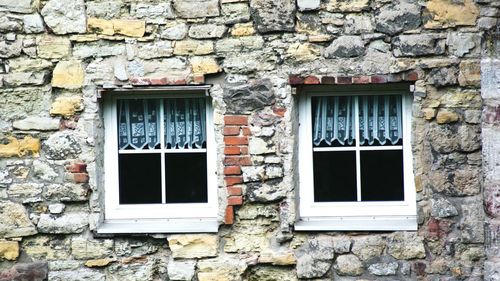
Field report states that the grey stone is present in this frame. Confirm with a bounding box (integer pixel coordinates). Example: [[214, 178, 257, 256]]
[[167, 259, 196, 280], [460, 197, 485, 243], [73, 41, 126, 59], [0, 200, 38, 238], [0, 262, 48, 281], [368, 262, 398, 276], [222, 3, 251, 24], [106, 257, 157, 280], [478, 17, 498, 30], [13, 116, 60, 131], [135, 41, 173, 59], [0, 86, 52, 121], [297, 0, 320, 11], [458, 124, 481, 152], [43, 183, 89, 202], [37, 213, 88, 234], [447, 32, 481, 57], [465, 110, 482, 124], [265, 166, 283, 179], [324, 35, 365, 58], [173, 0, 220, 18], [431, 198, 458, 218], [48, 203, 65, 214], [71, 237, 114, 260], [223, 51, 276, 73], [0, 15, 22, 32], [250, 0, 296, 33], [23, 14, 45, 33], [427, 67, 458, 87], [0, 39, 22, 58], [345, 14, 374, 34], [223, 79, 275, 114], [333, 237, 351, 254], [113, 60, 128, 81], [130, 2, 175, 23], [484, 260, 500, 281], [428, 123, 459, 154], [3, 71, 48, 87], [375, 0, 421, 35], [216, 37, 264, 53], [335, 254, 363, 276], [85, 1, 122, 19], [393, 34, 445, 57], [44, 131, 82, 160], [296, 237, 334, 278], [189, 24, 227, 39], [0, 0, 37, 13], [160, 22, 188, 40], [48, 268, 105, 281], [351, 236, 385, 261], [242, 166, 265, 182], [41, 0, 87, 34], [387, 232, 426, 260], [246, 179, 287, 202], [7, 183, 43, 203], [32, 160, 58, 181], [246, 266, 298, 281], [249, 137, 275, 155]]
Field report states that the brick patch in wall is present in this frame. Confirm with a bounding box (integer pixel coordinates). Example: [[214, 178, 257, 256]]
[[289, 71, 419, 86], [222, 114, 249, 224], [65, 161, 89, 183]]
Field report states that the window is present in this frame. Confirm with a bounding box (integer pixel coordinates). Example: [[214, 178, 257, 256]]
[[99, 88, 217, 233], [296, 85, 416, 231]]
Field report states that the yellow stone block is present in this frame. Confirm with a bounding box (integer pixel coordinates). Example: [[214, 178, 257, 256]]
[[70, 34, 99, 42], [325, 0, 369, 12], [87, 18, 114, 35], [174, 40, 214, 55], [231, 23, 255, 37], [258, 250, 297, 265], [425, 0, 479, 28], [0, 136, 40, 158], [85, 258, 115, 267], [287, 43, 320, 62], [50, 97, 84, 117], [0, 241, 19, 260], [37, 35, 71, 59], [190, 57, 221, 75], [112, 19, 146, 37], [52, 60, 85, 89], [167, 234, 218, 259]]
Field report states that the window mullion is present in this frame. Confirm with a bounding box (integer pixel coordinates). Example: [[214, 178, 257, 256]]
[[354, 96, 361, 202], [160, 99, 166, 204]]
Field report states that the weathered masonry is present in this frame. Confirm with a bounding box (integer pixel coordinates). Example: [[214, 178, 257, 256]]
[[0, 0, 499, 280]]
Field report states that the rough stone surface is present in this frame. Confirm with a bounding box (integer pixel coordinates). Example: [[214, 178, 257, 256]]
[[223, 79, 275, 114], [167, 234, 218, 259], [23, 14, 45, 34], [250, 0, 296, 33], [375, 1, 421, 35], [13, 117, 60, 131], [37, 213, 88, 234], [0, 201, 37, 238], [296, 237, 334, 278], [71, 237, 113, 260], [0, 241, 19, 260], [0, 262, 48, 281], [173, 0, 220, 18], [41, 0, 87, 34], [0, 0, 38, 13], [425, 0, 479, 28], [393, 35, 445, 57], [167, 259, 196, 280], [368, 262, 398, 276], [335, 254, 363, 276], [52, 60, 85, 89], [324, 35, 365, 58], [387, 232, 426, 260]]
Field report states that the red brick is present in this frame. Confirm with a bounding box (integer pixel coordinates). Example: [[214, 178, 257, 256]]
[[352, 76, 371, 84], [130, 77, 151, 85], [321, 76, 336, 84], [224, 115, 248, 125], [224, 156, 252, 166], [225, 176, 243, 186], [240, 146, 249, 155], [273, 107, 286, 117], [227, 186, 242, 196], [224, 136, 248, 145], [336, 76, 352, 84], [224, 206, 234, 224], [371, 75, 387, 84], [241, 126, 251, 136], [227, 195, 243, 206], [224, 166, 242, 175], [289, 75, 304, 85], [65, 162, 87, 173], [72, 173, 89, 183], [223, 126, 241, 136], [224, 146, 241, 155], [386, 73, 402, 82], [192, 74, 205, 84], [304, 75, 320, 84], [403, 71, 419, 81]]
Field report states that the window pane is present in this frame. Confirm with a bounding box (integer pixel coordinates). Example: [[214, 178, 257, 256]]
[[313, 151, 357, 202], [311, 96, 356, 147], [165, 153, 208, 203], [360, 150, 404, 201], [359, 95, 403, 146], [164, 98, 206, 149], [117, 99, 161, 150], [119, 154, 162, 204]]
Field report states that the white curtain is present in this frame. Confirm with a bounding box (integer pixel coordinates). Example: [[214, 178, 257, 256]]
[[118, 98, 206, 150], [313, 95, 402, 146]]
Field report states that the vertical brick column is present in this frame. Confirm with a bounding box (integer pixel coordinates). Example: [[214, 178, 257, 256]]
[[222, 115, 251, 224]]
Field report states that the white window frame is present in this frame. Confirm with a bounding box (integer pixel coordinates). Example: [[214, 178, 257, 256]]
[[98, 88, 218, 233], [296, 87, 417, 231]]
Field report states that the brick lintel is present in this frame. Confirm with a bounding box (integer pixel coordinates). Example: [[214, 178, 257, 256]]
[[289, 71, 419, 86]]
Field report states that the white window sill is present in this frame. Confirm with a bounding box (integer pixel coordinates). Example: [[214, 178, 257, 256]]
[[96, 218, 219, 234], [295, 215, 417, 231]]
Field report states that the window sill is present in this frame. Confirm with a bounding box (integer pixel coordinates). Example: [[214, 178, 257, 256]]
[[295, 215, 417, 231], [96, 218, 219, 234]]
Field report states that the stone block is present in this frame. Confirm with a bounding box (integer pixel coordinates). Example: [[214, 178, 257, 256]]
[[0, 136, 41, 158], [246, 266, 298, 281], [324, 35, 365, 58], [189, 24, 227, 39], [41, 0, 87, 34], [71, 237, 114, 260], [3, 71, 48, 87], [351, 236, 385, 261], [447, 32, 481, 57], [0, 241, 19, 260], [436, 109, 459, 124], [287, 43, 320, 62], [84, 258, 115, 267], [375, 1, 421, 35], [73, 41, 125, 58], [173, 0, 220, 18], [393, 34, 445, 57], [7, 183, 43, 203], [167, 259, 196, 280], [345, 14, 374, 34], [173, 40, 214, 55], [459, 60, 481, 87], [50, 96, 84, 117], [297, 0, 320, 11], [37, 213, 88, 234], [130, 2, 175, 23], [0, 39, 22, 58], [48, 268, 105, 281], [296, 236, 334, 278], [222, 3, 251, 24], [0, 262, 48, 281], [52, 60, 85, 89], [425, 0, 479, 28], [197, 257, 247, 281], [190, 56, 220, 75], [431, 198, 458, 218], [0, 0, 38, 13], [43, 132, 82, 160], [87, 18, 114, 35], [7, 58, 53, 72], [167, 234, 218, 259], [325, 0, 369, 12], [258, 250, 296, 265], [334, 254, 363, 276], [368, 262, 398, 276], [135, 41, 173, 59], [387, 232, 426, 259], [23, 13, 45, 33], [37, 36, 71, 59], [112, 19, 146, 37], [250, 0, 296, 33], [85, 1, 122, 19], [231, 23, 255, 36], [13, 117, 60, 131], [0, 200, 37, 238], [223, 79, 275, 114], [160, 22, 188, 40]]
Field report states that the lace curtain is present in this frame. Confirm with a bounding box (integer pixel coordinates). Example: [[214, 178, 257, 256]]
[[313, 95, 403, 146], [118, 98, 206, 150]]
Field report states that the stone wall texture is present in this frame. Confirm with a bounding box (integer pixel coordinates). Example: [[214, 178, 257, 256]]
[[0, 0, 498, 280]]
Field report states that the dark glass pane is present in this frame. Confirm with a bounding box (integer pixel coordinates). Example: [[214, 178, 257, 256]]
[[119, 154, 162, 204], [360, 150, 404, 201], [165, 153, 207, 203], [313, 151, 357, 202]]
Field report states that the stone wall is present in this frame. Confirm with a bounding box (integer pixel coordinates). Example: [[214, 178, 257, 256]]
[[0, 0, 498, 280]]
